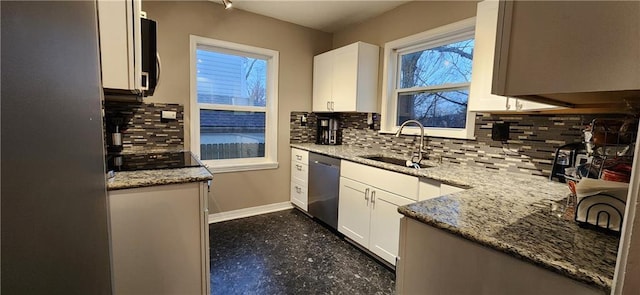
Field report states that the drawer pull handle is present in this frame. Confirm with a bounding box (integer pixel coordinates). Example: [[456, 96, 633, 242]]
[[296, 164, 302, 171], [296, 155, 302, 160], [295, 186, 302, 193], [365, 188, 370, 202]]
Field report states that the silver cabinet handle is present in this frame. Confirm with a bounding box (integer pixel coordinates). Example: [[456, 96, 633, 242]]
[[295, 186, 302, 193], [327, 101, 330, 110], [331, 101, 335, 110], [371, 190, 376, 204], [296, 155, 302, 160], [506, 97, 512, 110], [364, 188, 370, 202], [296, 164, 302, 171]]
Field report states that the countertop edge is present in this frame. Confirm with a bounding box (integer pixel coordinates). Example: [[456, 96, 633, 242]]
[[107, 166, 213, 191], [107, 175, 213, 191]]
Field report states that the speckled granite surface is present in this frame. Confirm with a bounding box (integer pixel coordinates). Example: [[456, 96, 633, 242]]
[[291, 143, 619, 292], [107, 167, 213, 190]]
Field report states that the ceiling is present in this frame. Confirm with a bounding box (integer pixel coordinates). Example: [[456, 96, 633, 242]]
[[227, 0, 411, 33]]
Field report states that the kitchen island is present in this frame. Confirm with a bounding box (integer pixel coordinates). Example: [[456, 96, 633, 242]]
[[290, 143, 619, 294]]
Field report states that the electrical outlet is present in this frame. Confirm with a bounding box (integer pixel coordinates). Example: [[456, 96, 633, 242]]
[[161, 111, 177, 120]]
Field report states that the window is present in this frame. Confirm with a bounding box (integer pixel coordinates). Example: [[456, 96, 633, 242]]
[[381, 18, 477, 139], [190, 36, 279, 173]]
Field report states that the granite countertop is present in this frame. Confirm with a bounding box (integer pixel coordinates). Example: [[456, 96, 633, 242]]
[[107, 166, 213, 190], [106, 150, 213, 191], [291, 143, 619, 292]]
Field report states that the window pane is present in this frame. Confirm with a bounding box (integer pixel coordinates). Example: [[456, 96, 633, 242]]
[[196, 49, 267, 107], [397, 89, 469, 129], [200, 110, 265, 160], [398, 39, 474, 88]]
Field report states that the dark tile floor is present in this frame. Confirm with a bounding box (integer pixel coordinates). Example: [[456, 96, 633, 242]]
[[209, 209, 395, 294]]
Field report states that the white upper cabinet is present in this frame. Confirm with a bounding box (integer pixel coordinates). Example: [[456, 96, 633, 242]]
[[97, 0, 142, 93], [491, 1, 640, 106], [469, 0, 559, 112], [312, 42, 379, 112]]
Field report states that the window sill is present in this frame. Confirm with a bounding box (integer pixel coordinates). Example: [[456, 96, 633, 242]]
[[203, 161, 279, 173], [379, 128, 476, 140]]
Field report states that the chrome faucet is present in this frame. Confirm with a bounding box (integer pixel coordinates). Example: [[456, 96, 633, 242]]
[[395, 119, 427, 164]]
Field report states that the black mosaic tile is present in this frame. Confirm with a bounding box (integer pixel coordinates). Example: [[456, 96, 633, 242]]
[[105, 102, 184, 152], [289, 112, 625, 177]]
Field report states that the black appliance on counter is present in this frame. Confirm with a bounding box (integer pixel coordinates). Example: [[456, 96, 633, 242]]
[[316, 116, 341, 145], [549, 142, 588, 182], [106, 151, 202, 172]]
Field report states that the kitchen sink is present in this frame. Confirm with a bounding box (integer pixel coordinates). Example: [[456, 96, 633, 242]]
[[360, 155, 433, 169]]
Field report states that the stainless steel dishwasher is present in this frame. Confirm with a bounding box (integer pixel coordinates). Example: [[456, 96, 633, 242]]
[[308, 153, 341, 230]]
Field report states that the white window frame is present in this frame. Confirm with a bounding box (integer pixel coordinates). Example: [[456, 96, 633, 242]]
[[380, 17, 477, 140], [189, 35, 279, 173]]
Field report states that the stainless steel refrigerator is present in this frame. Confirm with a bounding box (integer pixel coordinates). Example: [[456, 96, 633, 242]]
[[2, 1, 112, 293]]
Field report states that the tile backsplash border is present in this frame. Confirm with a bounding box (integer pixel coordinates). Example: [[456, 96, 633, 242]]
[[291, 111, 617, 177]]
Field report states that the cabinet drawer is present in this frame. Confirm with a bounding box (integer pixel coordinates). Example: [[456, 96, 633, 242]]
[[290, 180, 308, 211], [291, 148, 308, 164], [291, 161, 308, 184], [341, 161, 418, 200]]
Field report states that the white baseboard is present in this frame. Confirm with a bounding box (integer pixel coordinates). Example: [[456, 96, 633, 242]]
[[208, 201, 293, 224]]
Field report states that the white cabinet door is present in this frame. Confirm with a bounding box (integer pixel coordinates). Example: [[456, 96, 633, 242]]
[[97, 0, 141, 92], [492, 1, 640, 103], [468, 1, 558, 112], [312, 42, 379, 113], [468, 0, 511, 112], [338, 177, 371, 246], [331, 43, 359, 112], [312, 52, 333, 111], [369, 189, 414, 265]]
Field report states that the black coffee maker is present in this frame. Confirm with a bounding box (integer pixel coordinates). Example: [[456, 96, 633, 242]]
[[316, 116, 340, 145]]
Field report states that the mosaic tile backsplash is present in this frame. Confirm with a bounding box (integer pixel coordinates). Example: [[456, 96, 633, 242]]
[[291, 111, 616, 177], [104, 102, 184, 153]]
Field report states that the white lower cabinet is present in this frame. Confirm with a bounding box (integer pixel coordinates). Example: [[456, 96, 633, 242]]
[[368, 189, 415, 264], [338, 161, 417, 266], [338, 177, 372, 246], [108, 182, 210, 295], [290, 148, 309, 211]]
